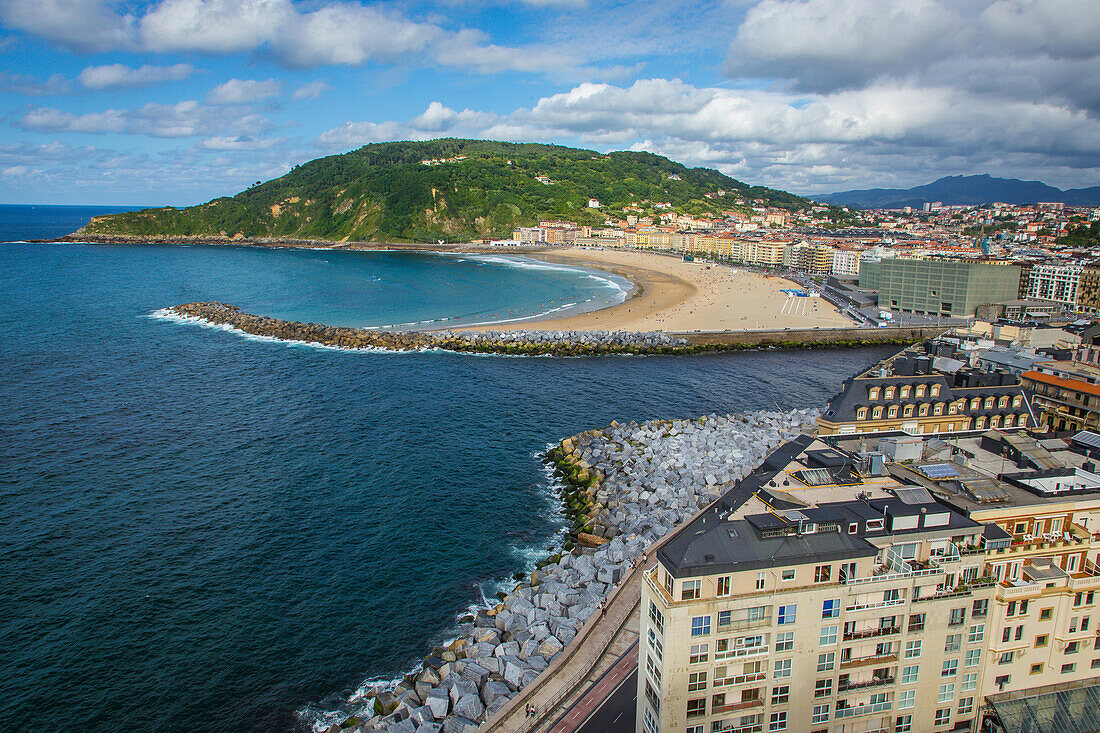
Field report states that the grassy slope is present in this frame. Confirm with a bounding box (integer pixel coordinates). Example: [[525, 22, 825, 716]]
[[81, 139, 811, 243]]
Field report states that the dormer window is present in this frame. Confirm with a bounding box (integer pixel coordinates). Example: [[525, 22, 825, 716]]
[[919, 404, 929, 416], [888, 405, 899, 418], [930, 384, 941, 397], [866, 518, 885, 531], [984, 397, 995, 410], [916, 385, 926, 398], [1013, 396, 1022, 408], [869, 387, 880, 400], [970, 398, 980, 410], [904, 404, 914, 417], [873, 406, 884, 419], [848, 523, 859, 534], [999, 396, 1009, 409], [856, 407, 868, 420], [934, 403, 944, 415], [900, 386, 910, 399], [885, 387, 896, 399]]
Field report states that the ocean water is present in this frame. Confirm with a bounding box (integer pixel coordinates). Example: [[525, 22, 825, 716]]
[[0, 233, 897, 732]]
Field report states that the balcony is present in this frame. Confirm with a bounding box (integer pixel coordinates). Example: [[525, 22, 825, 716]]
[[839, 675, 896, 693], [846, 597, 907, 612], [843, 625, 901, 642], [713, 699, 765, 714], [717, 615, 772, 632], [835, 700, 893, 719], [840, 653, 898, 670], [912, 587, 973, 603], [714, 645, 769, 662]]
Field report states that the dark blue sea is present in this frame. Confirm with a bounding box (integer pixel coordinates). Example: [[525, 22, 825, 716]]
[[0, 207, 896, 731]]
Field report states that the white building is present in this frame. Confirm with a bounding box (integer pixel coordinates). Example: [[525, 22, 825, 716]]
[[832, 249, 862, 278], [1027, 264, 1083, 309]]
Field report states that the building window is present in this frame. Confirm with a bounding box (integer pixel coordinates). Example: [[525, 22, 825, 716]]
[[647, 629, 663, 660], [778, 605, 797, 624], [899, 689, 916, 709], [901, 386, 911, 399], [811, 704, 830, 724], [646, 654, 662, 685], [931, 384, 941, 397], [869, 387, 880, 400], [855, 407, 867, 420], [642, 707, 658, 733], [769, 711, 787, 731], [1000, 396, 1009, 408], [688, 671, 707, 691], [1067, 641, 1080, 654], [814, 565, 831, 583], [999, 652, 1015, 665], [687, 727, 703, 733], [973, 599, 989, 618], [969, 624, 985, 644], [1013, 395, 1023, 407], [909, 613, 925, 632], [934, 403, 944, 415], [975, 416, 986, 429], [935, 708, 951, 726], [939, 683, 955, 703], [873, 406, 883, 419], [945, 634, 961, 653], [885, 386, 896, 399], [903, 404, 914, 417], [942, 660, 958, 677], [820, 626, 837, 646], [717, 576, 731, 597], [901, 664, 919, 684], [774, 659, 792, 678], [961, 673, 977, 691], [772, 685, 789, 705], [965, 649, 981, 667], [950, 607, 966, 626], [756, 572, 766, 590], [682, 579, 701, 601], [817, 652, 835, 672], [896, 715, 913, 733], [822, 599, 839, 619], [691, 616, 711, 637], [649, 602, 665, 634], [905, 640, 922, 658], [916, 385, 926, 398], [781, 569, 795, 581], [775, 632, 794, 652], [686, 698, 706, 719], [919, 403, 929, 416], [690, 643, 709, 664], [1031, 663, 1044, 675], [1062, 663, 1077, 674], [815, 679, 833, 698], [970, 397, 981, 410], [888, 405, 899, 418], [995, 675, 1010, 690]]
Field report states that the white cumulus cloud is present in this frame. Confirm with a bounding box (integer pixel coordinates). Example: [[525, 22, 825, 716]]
[[79, 63, 194, 89], [206, 78, 283, 105]]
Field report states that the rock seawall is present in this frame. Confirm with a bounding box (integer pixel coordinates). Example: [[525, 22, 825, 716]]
[[313, 409, 818, 733], [164, 302, 923, 356]]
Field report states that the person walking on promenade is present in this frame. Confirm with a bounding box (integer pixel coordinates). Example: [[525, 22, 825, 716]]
[[600, 598, 607, 618]]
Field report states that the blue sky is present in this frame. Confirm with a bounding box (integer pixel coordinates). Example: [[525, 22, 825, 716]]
[[1, 0, 1099, 205]]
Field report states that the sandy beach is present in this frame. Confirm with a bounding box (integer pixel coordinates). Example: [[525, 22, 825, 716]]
[[471, 247, 853, 333]]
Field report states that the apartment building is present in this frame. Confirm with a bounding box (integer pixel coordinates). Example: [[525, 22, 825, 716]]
[[1022, 354, 1100, 432], [639, 431, 1100, 733], [816, 342, 1034, 437], [1027, 265, 1083, 310], [832, 250, 862, 278], [859, 260, 1021, 318]]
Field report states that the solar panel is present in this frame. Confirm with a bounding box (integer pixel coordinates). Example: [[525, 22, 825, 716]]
[[893, 487, 934, 505], [918, 463, 960, 479], [1073, 430, 1100, 451]]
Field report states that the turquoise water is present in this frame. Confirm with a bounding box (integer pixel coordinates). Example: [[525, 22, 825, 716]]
[[0, 232, 896, 731]]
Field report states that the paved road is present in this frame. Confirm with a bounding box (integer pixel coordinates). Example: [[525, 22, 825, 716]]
[[575, 669, 637, 733], [548, 641, 638, 733]]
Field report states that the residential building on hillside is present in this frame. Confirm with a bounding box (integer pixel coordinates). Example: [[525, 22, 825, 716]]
[[640, 430, 1100, 733]]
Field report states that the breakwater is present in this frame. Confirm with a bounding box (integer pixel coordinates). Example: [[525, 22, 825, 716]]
[[165, 302, 926, 356], [320, 409, 817, 733]]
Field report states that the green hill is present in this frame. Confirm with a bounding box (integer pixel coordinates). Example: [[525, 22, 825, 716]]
[[79, 139, 812, 243]]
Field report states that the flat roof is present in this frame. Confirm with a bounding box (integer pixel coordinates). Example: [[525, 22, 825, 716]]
[[987, 680, 1100, 733]]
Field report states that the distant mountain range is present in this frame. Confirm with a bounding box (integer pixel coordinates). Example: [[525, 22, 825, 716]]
[[817, 174, 1100, 209], [77, 139, 813, 243]]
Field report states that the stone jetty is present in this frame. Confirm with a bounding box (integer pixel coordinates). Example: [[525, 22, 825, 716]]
[[166, 302, 690, 357], [318, 409, 819, 733]]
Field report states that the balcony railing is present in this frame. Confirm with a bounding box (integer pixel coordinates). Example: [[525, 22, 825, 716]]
[[712, 725, 762, 733], [713, 699, 765, 714], [912, 587, 973, 603], [839, 675, 896, 693], [840, 653, 898, 670], [843, 625, 901, 642], [717, 615, 772, 632], [845, 597, 906, 612], [835, 700, 893, 719], [715, 645, 769, 662]]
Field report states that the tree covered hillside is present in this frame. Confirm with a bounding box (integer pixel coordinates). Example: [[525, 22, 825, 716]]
[[80, 139, 811, 243]]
